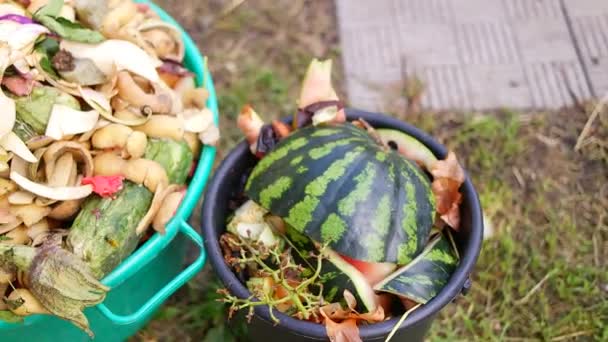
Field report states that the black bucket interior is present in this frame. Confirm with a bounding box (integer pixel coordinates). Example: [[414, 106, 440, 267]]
[[202, 109, 483, 341]]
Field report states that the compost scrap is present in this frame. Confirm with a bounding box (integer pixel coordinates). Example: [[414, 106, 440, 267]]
[[221, 59, 465, 342], [0, 0, 218, 336]]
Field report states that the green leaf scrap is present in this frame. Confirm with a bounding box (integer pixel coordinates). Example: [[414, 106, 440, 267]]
[[35, 0, 64, 17], [39, 56, 59, 79], [34, 38, 61, 79], [35, 16, 105, 44], [35, 37, 60, 57]]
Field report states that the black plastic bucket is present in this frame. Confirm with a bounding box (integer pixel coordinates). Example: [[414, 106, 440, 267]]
[[202, 109, 484, 341]]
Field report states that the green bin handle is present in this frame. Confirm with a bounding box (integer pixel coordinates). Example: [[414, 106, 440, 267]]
[[96, 220, 206, 325]]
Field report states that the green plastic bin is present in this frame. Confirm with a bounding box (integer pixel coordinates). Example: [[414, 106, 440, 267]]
[[0, 2, 217, 341]]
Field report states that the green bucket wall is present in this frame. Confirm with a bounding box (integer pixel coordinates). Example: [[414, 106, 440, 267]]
[[0, 1, 217, 341]]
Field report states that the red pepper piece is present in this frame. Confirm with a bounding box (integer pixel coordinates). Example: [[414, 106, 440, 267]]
[[82, 175, 124, 198]]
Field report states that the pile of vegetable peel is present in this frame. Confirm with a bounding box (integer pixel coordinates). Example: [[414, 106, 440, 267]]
[[0, 0, 218, 336]]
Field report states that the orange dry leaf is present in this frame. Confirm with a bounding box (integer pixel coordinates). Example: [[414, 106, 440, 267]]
[[271, 120, 291, 138], [321, 302, 350, 320], [352, 306, 385, 323], [430, 152, 465, 230], [237, 105, 265, 153], [321, 308, 362, 342], [319, 291, 385, 342], [431, 151, 465, 181]]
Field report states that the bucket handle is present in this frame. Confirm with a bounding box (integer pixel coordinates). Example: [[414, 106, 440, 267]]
[[96, 220, 206, 325]]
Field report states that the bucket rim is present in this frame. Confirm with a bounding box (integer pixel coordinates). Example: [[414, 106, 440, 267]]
[[202, 109, 484, 340]]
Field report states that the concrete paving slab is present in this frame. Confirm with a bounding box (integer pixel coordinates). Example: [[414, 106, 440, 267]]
[[564, 0, 608, 97], [336, 0, 608, 111]]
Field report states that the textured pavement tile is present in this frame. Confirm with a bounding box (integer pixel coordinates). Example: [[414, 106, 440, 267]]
[[565, 0, 608, 98], [336, 0, 608, 111]]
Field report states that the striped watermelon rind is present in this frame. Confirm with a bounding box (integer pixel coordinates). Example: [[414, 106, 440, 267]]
[[320, 248, 378, 313], [245, 123, 436, 265], [284, 224, 377, 313], [376, 128, 438, 171], [373, 232, 459, 304]]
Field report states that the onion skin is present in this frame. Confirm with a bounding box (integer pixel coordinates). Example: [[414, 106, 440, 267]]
[[10, 172, 93, 201]]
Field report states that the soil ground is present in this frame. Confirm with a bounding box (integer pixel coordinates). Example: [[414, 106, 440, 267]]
[[134, 1, 607, 341]]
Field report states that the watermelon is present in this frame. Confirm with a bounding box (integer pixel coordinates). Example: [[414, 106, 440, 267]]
[[283, 224, 377, 312], [320, 248, 378, 313], [339, 253, 397, 286], [245, 123, 436, 265], [376, 129, 437, 171], [373, 233, 459, 304]]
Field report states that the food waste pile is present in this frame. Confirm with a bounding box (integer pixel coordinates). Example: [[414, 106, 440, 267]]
[[0, 0, 218, 336]]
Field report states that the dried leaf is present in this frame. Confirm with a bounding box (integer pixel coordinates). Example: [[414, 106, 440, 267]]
[[431, 152, 465, 182], [298, 59, 339, 108], [271, 120, 291, 138], [352, 306, 385, 322], [320, 295, 385, 323], [237, 105, 264, 154], [430, 152, 465, 230], [320, 308, 362, 342], [321, 302, 349, 320], [28, 239, 109, 337]]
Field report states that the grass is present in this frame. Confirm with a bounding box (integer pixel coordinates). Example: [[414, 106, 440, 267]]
[[135, 1, 607, 341], [409, 110, 608, 341]]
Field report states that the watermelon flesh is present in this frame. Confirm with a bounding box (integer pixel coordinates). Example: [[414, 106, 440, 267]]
[[321, 248, 379, 313], [339, 253, 397, 286]]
